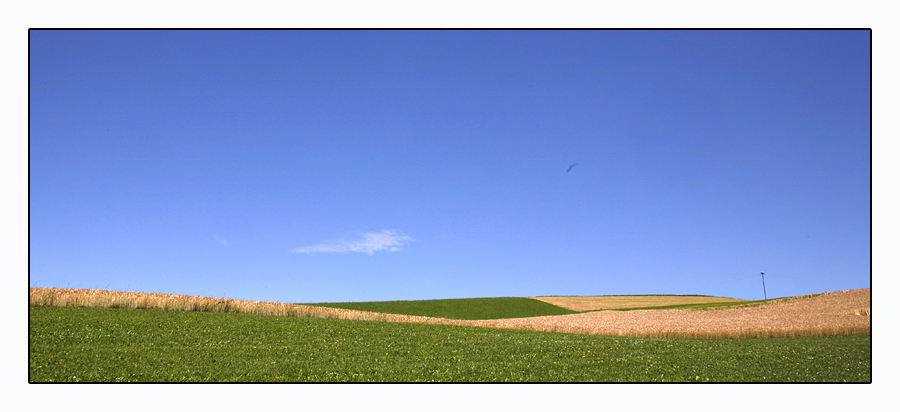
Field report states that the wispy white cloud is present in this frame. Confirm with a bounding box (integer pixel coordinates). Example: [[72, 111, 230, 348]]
[[214, 236, 228, 246], [291, 230, 413, 255]]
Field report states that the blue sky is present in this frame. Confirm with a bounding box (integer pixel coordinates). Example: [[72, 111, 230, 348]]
[[29, 30, 870, 303]]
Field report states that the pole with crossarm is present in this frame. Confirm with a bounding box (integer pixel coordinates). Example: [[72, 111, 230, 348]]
[[760, 272, 767, 300]]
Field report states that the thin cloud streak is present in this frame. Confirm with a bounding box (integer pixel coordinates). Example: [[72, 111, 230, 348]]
[[214, 236, 228, 246], [291, 230, 413, 256]]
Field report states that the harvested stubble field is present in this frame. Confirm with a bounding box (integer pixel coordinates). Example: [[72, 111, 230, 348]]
[[30, 287, 870, 339], [532, 295, 745, 311], [472, 289, 871, 338]]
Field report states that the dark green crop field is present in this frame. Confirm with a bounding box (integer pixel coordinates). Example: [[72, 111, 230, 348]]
[[302, 297, 579, 320], [29, 306, 870, 382]]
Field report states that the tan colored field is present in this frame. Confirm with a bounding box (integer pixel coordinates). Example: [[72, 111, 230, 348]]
[[28, 287, 425, 323], [532, 295, 745, 311], [30, 287, 870, 339], [472, 288, 870, 338]]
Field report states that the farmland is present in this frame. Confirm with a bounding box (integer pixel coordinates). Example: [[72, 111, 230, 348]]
[[30, 287, 871, 339], [532, 295, 746, 311], [470, 288, 870, 338], [303, 297, 579, 319], [28, 287, 871, 382], [29, 305, 870, 382]]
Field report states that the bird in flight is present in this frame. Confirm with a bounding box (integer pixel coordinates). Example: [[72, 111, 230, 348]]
[[566, 163, 578, 173]]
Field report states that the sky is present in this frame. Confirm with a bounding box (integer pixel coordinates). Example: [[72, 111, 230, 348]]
[[29, 30, 871, 304]]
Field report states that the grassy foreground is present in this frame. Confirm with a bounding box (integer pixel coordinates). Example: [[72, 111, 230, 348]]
[[304, 297, 579, 320], [30, 306, 871, 382]]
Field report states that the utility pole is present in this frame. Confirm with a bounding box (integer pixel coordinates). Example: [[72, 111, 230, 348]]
[[760, 272, 767, 300]]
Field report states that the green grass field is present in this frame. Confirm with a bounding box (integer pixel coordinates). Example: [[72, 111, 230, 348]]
[[302, 296, 579, 319], [304, 295, 765, 315], [29, 306, 871, 382]]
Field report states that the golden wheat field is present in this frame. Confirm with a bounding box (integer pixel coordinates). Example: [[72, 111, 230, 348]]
[[29, 287, 869, 339]]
